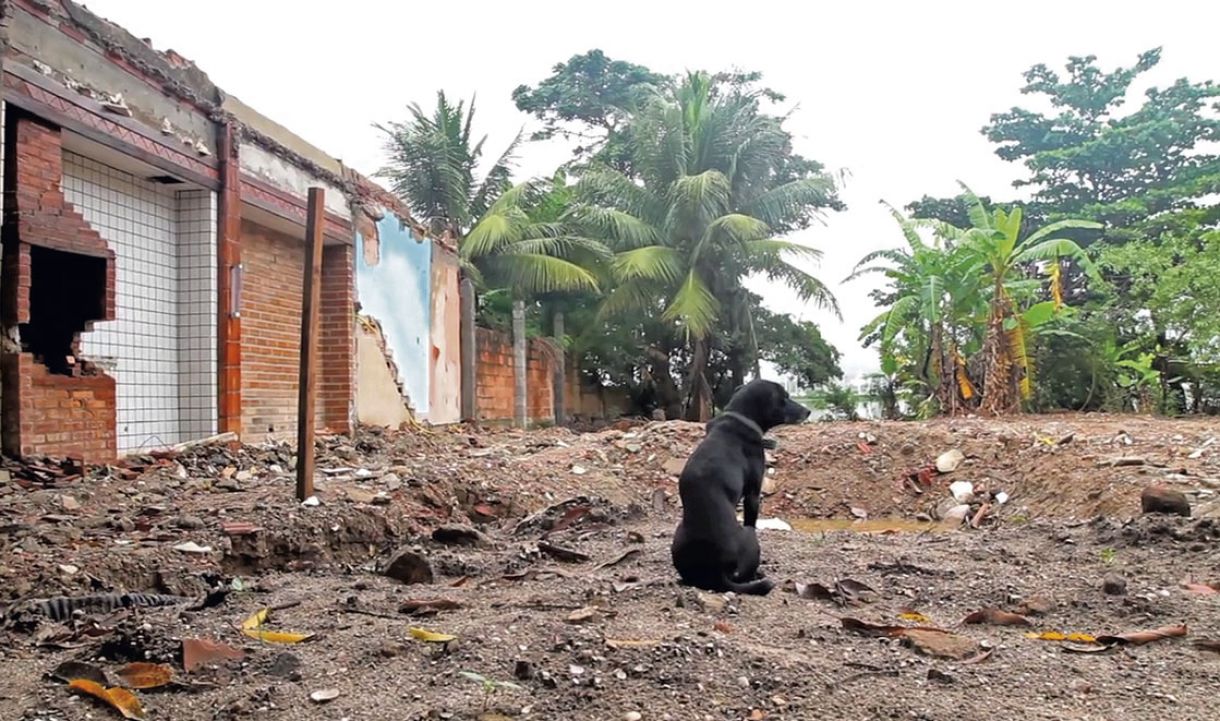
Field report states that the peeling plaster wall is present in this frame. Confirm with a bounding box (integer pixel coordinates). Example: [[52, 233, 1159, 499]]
[[356, 320, 412, 427], [238, 143, 349, 219], [429, 245, 461, 424], [355, 213, 431, 417]]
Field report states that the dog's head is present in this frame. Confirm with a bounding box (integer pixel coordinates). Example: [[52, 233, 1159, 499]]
[[725, 379, 811, 431]]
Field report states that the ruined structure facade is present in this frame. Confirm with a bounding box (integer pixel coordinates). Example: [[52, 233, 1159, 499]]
[[0, 0, 462, 462]]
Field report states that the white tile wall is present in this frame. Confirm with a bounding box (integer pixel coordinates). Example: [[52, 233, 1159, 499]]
[[62, 153, 217, 452]]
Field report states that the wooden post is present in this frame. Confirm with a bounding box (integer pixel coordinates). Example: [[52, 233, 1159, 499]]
[[295, 188, 325, 501]]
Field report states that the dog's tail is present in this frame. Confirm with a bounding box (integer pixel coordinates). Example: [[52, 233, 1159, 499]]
[[721, 574, 774, 596]]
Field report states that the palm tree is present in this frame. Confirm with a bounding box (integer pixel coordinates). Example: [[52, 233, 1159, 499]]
[[575, 72, 840, 420], [377, 91, 519, 242], [379, 95, 608, 427]]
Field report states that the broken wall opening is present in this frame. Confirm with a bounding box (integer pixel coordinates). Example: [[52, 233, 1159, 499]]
[[23, 245, 106, 374]]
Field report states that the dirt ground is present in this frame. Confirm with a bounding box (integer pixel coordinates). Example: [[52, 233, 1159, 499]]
[[1, 414, 1219, 720]]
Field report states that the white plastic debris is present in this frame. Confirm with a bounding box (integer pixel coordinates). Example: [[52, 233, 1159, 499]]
[[173, 541, 213, 554], [301, 495, 321, 507], [995, 491, 1010, 505], [571, 465, 588, 476], [755, 517, 793, 532], [949, 480, 975, 503]]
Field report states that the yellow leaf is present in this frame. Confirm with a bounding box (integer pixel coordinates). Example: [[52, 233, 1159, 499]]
[[241, 608, 268, 631], [898, 611, 932, 624], [115, 662, 173, 690], [240, 607, 313, 644], [242, 627, 314, 644], [409, 626, 457, 643], [1025, 630, 1098, 644], [67, 678, 146, 719], [953, 351, 975, 400]]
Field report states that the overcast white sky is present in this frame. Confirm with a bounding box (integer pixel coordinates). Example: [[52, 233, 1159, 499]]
[[87, 0, 1220, 380]]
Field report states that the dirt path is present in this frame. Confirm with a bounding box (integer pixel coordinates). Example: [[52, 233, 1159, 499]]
[[1, 415, 1219, 720]]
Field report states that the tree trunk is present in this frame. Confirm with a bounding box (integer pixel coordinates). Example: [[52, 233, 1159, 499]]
[[685, 336, 712, 422], [552, 311, 566, 426], [980, 289, 1016, 416], [645, 346, 683, 420], [512, 299, 527, 429]]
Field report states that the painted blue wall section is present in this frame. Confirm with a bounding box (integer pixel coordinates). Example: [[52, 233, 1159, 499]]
[[355, 215, 432, 415]]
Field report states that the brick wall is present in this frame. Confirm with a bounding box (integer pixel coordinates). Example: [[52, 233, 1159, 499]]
[[474, 327, 556, 425], [1, 115, 119, 462], [239, 220, 353, 441], [0, 354, 117, 462]]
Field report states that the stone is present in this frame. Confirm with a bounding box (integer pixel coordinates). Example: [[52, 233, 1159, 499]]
[[383, 547, 434, 585], [382, 473, 403, 491], [267, 652, 302, 679], [936, 449, 965, 474], [431, 524, 492, 547], [663, 457, 687, 476], [1141, 486, 1191, 517], [903, 629, 979, 660], [378, 641, 406, 658], [1102, 574, 1127, 596], [58, 495, 81, 512], [177, 515, 206, 530]]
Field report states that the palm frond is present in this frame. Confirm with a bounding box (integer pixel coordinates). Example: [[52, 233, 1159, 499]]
[[745, 177, 835, 229], [484, 254, 601, 294], [956, 181, 992, 230], [612, 246, 685, 284], [662, 270, 720, 338], [565, 205, 661, 249]]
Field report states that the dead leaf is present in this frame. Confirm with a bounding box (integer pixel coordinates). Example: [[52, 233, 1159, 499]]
[[1095, 624, 1187, 647], [1014, 596, 1054, 616], [594, 548, 641, 570], [565, 606, 600, 624], [839, 617, 907, 637], [51, 661, 108, 686], [836, 579, 878, 603], [1025, 631, 1098, 644], [182, 638, 244, 673], [962, 608, 1032, 627], [898, 610, 932, 624], [409, 626, 456, 643], [790, 581, 835, 602], [399, 598, 463, 616], [604, 638, 661, 649], [902, 628, 980, 660], [449, 575, 472, 588], [537, 540, 591, 563], [67, 679, 145, 719], [713, 620, 734, 634], [1193, 639, 1220, 654], [115, 662, 172, 690], [962, 647, 994, 664], [1181, 581, 1218, 595], [310, 688, 340, 703]]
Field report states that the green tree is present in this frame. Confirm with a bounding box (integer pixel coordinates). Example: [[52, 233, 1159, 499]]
[[749, 296, 843, 391], [576, 71, 840, 420]]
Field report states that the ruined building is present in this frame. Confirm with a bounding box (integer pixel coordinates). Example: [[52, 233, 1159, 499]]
[[0, 0, 464, 463]]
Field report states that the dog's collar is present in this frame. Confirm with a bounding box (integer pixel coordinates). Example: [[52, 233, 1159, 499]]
[[717, 412, 778, 450]]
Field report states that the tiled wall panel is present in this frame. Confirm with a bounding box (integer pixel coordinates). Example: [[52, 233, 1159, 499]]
[[62, 153, 217, 451]]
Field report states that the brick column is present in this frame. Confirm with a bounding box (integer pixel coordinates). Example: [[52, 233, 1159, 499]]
[[319, 242, 354, 433], [216, 123, 242, 435]]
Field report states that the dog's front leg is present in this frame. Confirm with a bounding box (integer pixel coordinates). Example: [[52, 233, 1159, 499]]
[[742, 471, 761, 528]]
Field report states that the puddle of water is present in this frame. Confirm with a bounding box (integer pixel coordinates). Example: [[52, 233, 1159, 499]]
[[788, 517, 955, 534]]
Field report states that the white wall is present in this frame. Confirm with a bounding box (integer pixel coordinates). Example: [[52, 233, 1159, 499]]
[[63, 153, 217, 451]]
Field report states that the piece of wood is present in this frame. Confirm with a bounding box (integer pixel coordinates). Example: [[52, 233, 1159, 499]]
[[296, 188, 325, 501]]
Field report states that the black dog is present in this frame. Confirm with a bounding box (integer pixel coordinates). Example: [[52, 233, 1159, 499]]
[[670, 379, 811, 595]]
